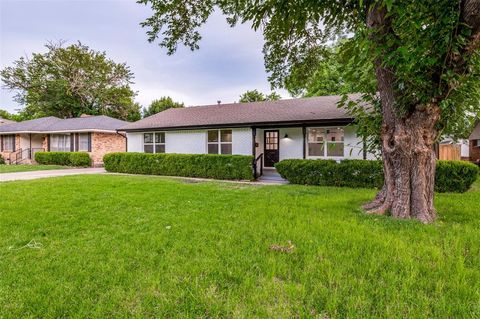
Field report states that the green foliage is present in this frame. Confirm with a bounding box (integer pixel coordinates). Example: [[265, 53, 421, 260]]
[[142, 97, 184, 118], [435, 160, 480, 193], [0, 164, 68, 173], [1, 41, 141, 121], [238, 90, 281, 103], [34, 152, 91, 167], [0, 109, 24, 122], [0, 154, 5, 165], [104, 152, 254, 180], [285, 44, 362, 97], [276, 159, 479, 193]]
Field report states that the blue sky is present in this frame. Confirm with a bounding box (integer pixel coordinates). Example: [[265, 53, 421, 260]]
[[0, 0, 288, 113]]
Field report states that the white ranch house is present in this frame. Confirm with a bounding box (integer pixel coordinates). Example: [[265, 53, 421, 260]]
[[121, 95, 375, 177]]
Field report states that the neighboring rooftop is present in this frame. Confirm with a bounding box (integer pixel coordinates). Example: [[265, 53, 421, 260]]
[[0, 117, 16, 126], [470, 121, 480, 140], [0, 115, 128, 134], [121, 94, 362, 131]]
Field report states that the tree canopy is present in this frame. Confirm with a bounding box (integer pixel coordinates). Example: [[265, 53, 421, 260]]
[[238, 89, 281, 103], [1, 41, 141, 121], [143, 96, 184, 117]]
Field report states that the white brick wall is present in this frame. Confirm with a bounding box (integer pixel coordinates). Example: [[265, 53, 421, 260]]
[[127, 128, 252, 155]]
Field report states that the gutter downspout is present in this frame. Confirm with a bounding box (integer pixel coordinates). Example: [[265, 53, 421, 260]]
[[116, 130, 127, 152]]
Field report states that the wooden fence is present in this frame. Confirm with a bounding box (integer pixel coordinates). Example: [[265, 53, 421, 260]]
[[439, 144, 461, 160]]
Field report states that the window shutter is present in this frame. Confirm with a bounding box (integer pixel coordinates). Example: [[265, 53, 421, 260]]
[[70, 134, 74, 152], [87, 133, 92, 152], [47, 134, 50, 151], [0, 136, 3, 152], [12, 135, 16, 152]]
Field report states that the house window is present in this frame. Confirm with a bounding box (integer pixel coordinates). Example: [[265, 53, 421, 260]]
[[50, 134, 71, 152], [476, 139, 480, 147], [144, 132, 165, 153], [1, 135, 15, 151], [307, 128, 344, 157], [78, 133, 89, 152], [207, 130, 232, 154]]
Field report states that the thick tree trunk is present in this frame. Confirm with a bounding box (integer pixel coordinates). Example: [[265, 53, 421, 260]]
[[364, 4, 442, 223], [363, 103, 440, 223]]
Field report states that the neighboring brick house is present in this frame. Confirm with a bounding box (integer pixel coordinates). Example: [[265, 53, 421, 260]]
[[0, 115, 128, 166], [469, 121, 480, 164]]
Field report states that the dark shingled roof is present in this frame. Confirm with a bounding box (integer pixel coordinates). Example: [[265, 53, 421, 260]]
[[121, 94, 361, 131], [470, 121, 480, 140], [0, 117, 16, 126], [0, 115, 128, 133]]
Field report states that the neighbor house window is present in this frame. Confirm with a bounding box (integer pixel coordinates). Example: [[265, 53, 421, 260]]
[[144, 132, 165, 153], [1, 135, 15, 151], [78, 133, 90, 151], [307, 128, 344, 157], [476, 139, 480, 147], [207, 130, 232, 154], [50, 134, 71, 152]]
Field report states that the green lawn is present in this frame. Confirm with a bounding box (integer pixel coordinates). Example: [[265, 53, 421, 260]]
[[0, 175, 479, 318], [0, 164, 68, 174]]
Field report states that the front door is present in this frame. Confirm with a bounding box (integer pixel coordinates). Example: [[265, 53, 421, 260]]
[[264, 130, 279, 167]]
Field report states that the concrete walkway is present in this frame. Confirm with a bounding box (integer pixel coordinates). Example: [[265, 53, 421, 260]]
[[0, 168, 106, 182]]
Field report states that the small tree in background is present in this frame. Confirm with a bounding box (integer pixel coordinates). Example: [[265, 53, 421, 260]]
[[239, 89, 281, 103], [1, 41, 141, 121], [143, 96, 184, 117]]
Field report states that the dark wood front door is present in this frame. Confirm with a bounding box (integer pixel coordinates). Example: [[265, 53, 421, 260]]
[[264, 130, 279, 167]]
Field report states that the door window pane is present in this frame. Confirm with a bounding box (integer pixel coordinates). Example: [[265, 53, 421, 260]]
[[327, 143, 344, 157]]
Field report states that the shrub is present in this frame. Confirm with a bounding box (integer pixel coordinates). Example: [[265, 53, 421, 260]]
[[35, 152, 91, 167], [435, 160, 479, 193], [0, 154, 5, 165], [103, 152, 254, 180], [276, 159, 479, 193]]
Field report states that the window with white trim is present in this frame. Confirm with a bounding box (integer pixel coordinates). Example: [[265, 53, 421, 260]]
[[144, 132, 165, 153], [50, 134, 71, 152], [207, 130, 232, 154], [307, 128, 344, 157], [1, 135, 15, 151], [476, 139, 480, 147], [78, 133, 89, 151]]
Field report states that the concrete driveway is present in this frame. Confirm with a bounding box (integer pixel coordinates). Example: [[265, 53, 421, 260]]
[[0, 168, 106, 182]]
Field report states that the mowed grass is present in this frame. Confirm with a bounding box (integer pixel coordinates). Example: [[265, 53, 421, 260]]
[[0, 164, 67, 174], [0, 175, 479, 318]]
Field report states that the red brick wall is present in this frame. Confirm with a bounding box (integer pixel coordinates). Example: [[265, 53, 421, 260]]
[[90, 132, 126, 165], [0, 134, 20, 163], [470, 140, 480, 163]]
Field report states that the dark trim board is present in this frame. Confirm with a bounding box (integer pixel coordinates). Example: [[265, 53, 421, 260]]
[[121, 119, 355, 133]]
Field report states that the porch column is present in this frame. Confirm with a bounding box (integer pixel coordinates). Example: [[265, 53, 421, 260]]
[[29, 133, 32, 159]]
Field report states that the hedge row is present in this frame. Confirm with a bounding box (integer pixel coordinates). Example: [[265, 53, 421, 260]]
[[0, 154, 5, 165], [35, 152, 92, 167], [103, 152, 254, 180], [275, 159, 479, 193]]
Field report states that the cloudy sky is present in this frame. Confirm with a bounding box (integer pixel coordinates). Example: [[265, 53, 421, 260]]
[[0, 0, 288, 113]]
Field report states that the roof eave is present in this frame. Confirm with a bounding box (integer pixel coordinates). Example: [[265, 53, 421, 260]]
[[121, 118, 355, 132]]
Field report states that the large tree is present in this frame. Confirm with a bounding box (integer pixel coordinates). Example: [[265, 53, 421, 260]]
[[143, 96, 184, 117], [138, 0, 480, 222], [239, 89, 281, 102], [1, 41, 141, 121]]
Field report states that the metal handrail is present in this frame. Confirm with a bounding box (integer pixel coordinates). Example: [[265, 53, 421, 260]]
[[253, 153, 264, 179], [14, 148, 31, 164]]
